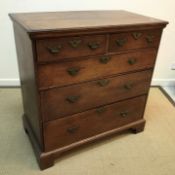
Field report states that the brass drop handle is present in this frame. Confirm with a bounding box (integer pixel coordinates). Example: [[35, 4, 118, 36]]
[[132, 32, 142, 40], [124, 83, 133, 90], [146, 35, 154, 44], [115, 38, 127, 47], [67, 125, 79, 134], [120, 111, 128, 117], [99, 56, 111, 64], [47, 45, 62, 54], [67, 67, 80, 76], [88, 42, 100, 50], [66, 95, 80, 103], [128, 58, 137, 65], [97, 79, 110, 87], [69, 39, 82, 48], [96, 107, 106, 114]]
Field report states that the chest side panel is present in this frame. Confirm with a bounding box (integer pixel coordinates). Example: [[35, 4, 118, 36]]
[[13, 23, 43, 149]]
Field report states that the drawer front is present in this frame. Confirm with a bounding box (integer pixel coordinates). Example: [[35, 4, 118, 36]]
[[109, 30, 162, 53], [44, 96, 146, 151], [36, 34, 107, 62], [38, 49, 157, 89], [41, 70, 152, 121]]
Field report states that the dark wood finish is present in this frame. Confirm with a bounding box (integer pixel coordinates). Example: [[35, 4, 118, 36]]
[[13, 23, 43, 148], [44, 96, 146, 151], [41, 70, 152, 121], [36, 34, 107, 62], [38, 49, 157, 89], [9, 10, 168, 170]]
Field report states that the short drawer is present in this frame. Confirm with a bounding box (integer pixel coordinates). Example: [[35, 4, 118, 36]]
[[109, 29, 162, 53], [36, 34, 107, 62], [40, 70, 152, 121], [44, 95, 146, 151], [38, 49, 157, 89]]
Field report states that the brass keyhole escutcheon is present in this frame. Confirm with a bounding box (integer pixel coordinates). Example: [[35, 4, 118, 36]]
[[146, 35, 154, 44], [66, 95, 80, 103], [47, 45, 62, 54], [120, 111, 128, 117], [124, 83, 133, 90], [99, 56, 111, 64], [67, 126, 79, 134], [115, 38, 127, 47], [96, 107, 106, 114], [128, 58, 137, 65], [69, 39, 82, 48], [132, 32, 142, 40], [67, 67, 80, 76], [88, 42, 100, 50], [97, 79, 110, 87]]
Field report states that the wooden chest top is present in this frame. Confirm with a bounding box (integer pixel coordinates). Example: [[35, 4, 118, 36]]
[[9, 10, 168, 33]]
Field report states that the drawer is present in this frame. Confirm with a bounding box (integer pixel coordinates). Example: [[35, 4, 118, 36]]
[[36, 34, 107, 62], [44, 95, 146, 151], [40, 70, 152, 121], [109, 29, 162, 53], [38, 49, 157, 89]]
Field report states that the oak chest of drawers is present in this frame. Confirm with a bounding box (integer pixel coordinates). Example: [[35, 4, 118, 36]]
[[9, 10, 168, 170]]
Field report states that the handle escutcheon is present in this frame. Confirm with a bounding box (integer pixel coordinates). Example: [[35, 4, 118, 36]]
[[120, 111, 128, 118], [96, 107, 106, 114], [99, 56, 111, 64], [69, 39, 82, 48], [97, 79, 110, 87], [66, 95, 80, 103], [67, 67, 80, 76], [146, 35, 154, 44], [132, 32, 142, 40], [88, 42, 100, 50], [47, 45, 62, 54], [124, 83, 133, 90], [115, 38, 127, 47], [128, 58, 137, 65], [67, 126, 79, 134]]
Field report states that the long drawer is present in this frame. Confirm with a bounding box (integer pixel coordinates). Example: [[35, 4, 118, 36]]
[[38, 49, 157, 89], [44, 95, 146, 151], [40, 70, 152, 121]]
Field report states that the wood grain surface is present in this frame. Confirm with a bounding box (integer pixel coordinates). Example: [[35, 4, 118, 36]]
[[9, 10, 168, 32]]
